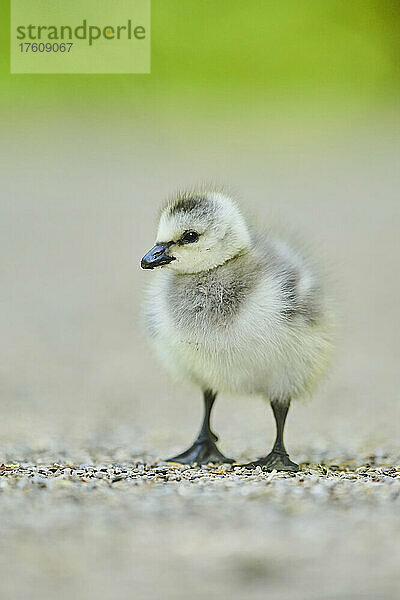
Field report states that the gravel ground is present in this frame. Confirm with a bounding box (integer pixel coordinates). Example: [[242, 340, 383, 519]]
[[1, 445, 400, 600]]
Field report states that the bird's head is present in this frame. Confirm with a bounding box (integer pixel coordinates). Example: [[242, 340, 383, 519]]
[[141, 190, 251, 274]]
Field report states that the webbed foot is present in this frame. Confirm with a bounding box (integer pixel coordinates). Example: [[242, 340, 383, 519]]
[[166, 436, 234, 465], [243, 450, 299, 472]]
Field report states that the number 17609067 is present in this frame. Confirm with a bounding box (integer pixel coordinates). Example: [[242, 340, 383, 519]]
[[19, 42, 73, 52]]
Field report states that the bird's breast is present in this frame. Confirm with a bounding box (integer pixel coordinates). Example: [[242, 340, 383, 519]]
[[166, 263, 260, 335]]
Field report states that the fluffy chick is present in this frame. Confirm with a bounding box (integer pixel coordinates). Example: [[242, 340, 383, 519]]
[[141, 190, 334, 470]]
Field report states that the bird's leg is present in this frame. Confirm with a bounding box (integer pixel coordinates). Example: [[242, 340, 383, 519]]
[[166, 390, 234, 465], [244, 400, 299, 472]]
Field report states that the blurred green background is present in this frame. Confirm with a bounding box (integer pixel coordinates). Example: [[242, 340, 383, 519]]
[[1, 0, 399, 123]]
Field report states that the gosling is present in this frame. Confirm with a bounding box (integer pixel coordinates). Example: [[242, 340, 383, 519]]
[[141, 190, 334, 471]]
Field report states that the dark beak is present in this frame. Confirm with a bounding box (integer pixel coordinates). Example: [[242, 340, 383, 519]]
[[141, 243, 176, 270]]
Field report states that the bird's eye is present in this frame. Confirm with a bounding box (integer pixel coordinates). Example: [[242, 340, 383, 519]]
[[180, 230, 199, 244]]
